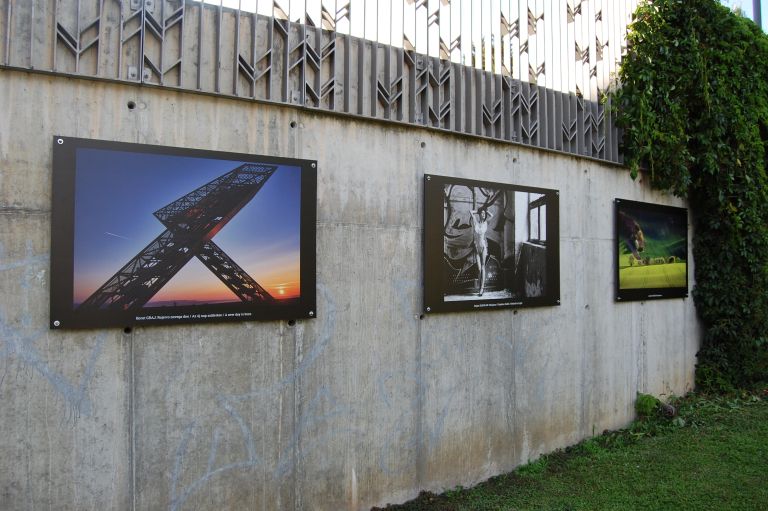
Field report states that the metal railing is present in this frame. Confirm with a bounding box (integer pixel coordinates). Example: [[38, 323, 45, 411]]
[[192, 0, 640, 100]]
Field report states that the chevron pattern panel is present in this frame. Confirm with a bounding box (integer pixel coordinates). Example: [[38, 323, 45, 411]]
[[0, 0, 639, 164]]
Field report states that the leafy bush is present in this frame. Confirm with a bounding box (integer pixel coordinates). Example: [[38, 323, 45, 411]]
[[635, 393, 660, 417], [615, 0, 768, 389]]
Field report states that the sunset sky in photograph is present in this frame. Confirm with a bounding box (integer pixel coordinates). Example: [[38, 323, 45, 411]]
[[72, 147, 302, 306]]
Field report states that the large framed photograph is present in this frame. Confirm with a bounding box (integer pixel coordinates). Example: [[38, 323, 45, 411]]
[[615, 199, 688, 301], [50, 137, 317, 329], [423, 174, 560, 313]]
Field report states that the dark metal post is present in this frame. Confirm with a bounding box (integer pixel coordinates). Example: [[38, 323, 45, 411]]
[[755, 0, 763, 29]]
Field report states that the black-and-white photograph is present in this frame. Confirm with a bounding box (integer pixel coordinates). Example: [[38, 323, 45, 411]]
[[423, 174, 560, 313]]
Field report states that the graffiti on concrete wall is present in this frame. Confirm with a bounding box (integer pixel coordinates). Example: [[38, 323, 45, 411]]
[[0, 240, 106, 419]]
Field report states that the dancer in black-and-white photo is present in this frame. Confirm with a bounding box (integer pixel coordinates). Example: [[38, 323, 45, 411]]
[[470, 208, 493, 296]]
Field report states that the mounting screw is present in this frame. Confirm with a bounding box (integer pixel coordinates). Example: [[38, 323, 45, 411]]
[[56, 138, 64, 145], [426, 176, 431, 180], [308, 311, 314, 317], [127, 66, 138, 80], [53, 320, 60, 327], [311, 163, 316, 168], [426, 307, 431, 312], [142, 68, 152, 81]]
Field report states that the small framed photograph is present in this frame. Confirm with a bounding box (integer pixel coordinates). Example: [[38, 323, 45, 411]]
[[615, 198, 688, 301], [423, 174, 560, 313], [50, 137, 317, 329]]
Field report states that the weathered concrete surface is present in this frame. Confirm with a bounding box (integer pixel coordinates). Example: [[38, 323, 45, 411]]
[[0, 212, 131, 510], [0, 69, 701, 510]]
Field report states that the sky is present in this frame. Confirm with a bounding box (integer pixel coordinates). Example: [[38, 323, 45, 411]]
[[619, 203, 687, 251], [72, 148, 303, 306], [721, 0, 767, 31]]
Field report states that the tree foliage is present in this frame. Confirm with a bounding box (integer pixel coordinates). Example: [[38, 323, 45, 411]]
[[615, 0, 768, 389]]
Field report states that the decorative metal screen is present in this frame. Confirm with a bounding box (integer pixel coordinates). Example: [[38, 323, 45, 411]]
[[0, 0, 640, 163]]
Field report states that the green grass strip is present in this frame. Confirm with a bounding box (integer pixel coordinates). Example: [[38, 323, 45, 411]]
[[375, 392, 768, 511]]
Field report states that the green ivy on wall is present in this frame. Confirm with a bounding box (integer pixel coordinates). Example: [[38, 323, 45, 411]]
[[616, 0, 768, 389]]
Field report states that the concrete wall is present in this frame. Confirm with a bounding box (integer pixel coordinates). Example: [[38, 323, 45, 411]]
[[0, 69, 701, 511]]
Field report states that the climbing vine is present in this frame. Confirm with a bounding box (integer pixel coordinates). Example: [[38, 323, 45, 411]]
[[615, 0, 768, 389]]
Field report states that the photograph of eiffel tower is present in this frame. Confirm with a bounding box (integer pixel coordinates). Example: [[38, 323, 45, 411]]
[[50, 137, 316, 328], [77, 162, 279, 312]]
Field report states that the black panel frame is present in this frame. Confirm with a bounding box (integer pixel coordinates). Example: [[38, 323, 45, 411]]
[[50, 136, 317, 329], [614, 198, 688, 302], [423, 174, 560, 314]]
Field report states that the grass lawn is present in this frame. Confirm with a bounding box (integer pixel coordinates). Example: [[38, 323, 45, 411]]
[[619, 262, 687, 289], [375, 391, 768, 510]]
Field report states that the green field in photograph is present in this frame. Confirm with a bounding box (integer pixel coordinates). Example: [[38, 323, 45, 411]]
[[618, 236, 685, 269], [619, 262, 686, 289]]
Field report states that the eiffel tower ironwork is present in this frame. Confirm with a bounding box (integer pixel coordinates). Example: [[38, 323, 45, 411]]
[[78, 163, 278, 311]]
